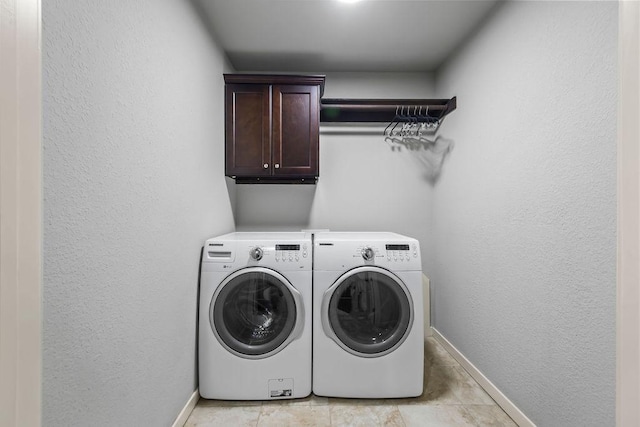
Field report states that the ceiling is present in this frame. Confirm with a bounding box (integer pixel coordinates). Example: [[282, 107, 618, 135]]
[[195, 0, 502, 72]]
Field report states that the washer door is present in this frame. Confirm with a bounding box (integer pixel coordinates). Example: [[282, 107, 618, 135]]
[[210, 267, 304, 359], [321, 266, 413, 358]]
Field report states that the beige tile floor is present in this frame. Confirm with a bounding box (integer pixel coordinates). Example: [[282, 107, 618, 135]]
[[185, 337, 518, 427]]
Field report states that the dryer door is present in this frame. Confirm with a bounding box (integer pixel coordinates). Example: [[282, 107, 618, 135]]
[[210, 267, 304, 359], [321, 266, 413, 358]]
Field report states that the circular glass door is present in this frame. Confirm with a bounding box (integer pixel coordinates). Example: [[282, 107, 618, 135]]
[[210, 267, 303, 359], [322, 266, 413, 357]]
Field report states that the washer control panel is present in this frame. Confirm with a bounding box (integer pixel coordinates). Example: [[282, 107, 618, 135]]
[[237, 241, 311, 270], [274, 243, 308, 263], [203, 233, 312, 271], [385, 243, 418, 262], [241, 244, 309, 263]]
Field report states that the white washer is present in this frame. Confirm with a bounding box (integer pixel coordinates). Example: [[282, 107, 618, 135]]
[[313, 231, 424, 398], [199, 232, 312, 400]]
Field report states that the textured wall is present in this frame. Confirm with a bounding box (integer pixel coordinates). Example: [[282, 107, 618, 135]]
[[41, 1, 619, 424], [42, 1, 235, 426], [431, 2, 617, 425]]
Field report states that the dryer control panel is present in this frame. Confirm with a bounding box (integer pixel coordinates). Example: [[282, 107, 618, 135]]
[[314, 232, 422, 271]]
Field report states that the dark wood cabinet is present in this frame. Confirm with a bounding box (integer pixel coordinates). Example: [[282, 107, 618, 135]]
[[224, 74, 325, 184], [225, 83, 271, 178]]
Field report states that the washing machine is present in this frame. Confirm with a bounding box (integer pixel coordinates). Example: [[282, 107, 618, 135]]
[[313, 231, 424, 398], [199, 232, 312, 400]]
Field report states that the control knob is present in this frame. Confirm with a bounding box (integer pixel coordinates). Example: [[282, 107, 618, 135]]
[[249, 247, 264, 261], [361, 247, 375, 261]]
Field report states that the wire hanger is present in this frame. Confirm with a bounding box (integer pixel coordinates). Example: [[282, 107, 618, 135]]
[[383, 105, 401, 136]]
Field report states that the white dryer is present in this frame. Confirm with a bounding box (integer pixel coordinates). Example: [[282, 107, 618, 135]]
[[199, 232, 312, 400], [313, 232, 424, 398]]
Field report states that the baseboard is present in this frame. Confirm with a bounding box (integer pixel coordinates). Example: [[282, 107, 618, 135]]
[[431, 328, 536, 427], [172, 389, 200, 427]]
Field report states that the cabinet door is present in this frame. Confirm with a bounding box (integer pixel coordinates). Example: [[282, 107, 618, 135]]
[[272, 85, 319, 177], [225, 84, 271, 177]]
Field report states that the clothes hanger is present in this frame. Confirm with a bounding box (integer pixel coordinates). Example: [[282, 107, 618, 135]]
[[383, 105, 401, 136], [390, 105, 407, 136]]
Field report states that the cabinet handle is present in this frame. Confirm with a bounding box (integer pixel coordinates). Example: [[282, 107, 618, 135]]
[[275, 164, 280, 169], [263, 163, 269, 169]]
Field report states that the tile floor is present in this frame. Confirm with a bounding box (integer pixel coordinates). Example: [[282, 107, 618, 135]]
[[185, 337, 518, 427]]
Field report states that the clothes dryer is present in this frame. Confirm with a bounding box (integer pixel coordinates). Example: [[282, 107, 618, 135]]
[[313, 232, 424, 398], [199, 232, 312, 400]]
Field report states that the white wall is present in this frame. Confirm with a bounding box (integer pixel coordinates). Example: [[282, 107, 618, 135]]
[[42, 1, 235, 425], [41, 1, 619, 424], [432, 2, 617, 426]]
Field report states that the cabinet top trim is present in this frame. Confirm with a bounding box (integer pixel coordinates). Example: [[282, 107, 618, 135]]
[[224, 74, 326, 96]]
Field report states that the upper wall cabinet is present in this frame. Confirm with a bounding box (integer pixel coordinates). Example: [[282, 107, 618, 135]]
[[224, 74, 325, 184]]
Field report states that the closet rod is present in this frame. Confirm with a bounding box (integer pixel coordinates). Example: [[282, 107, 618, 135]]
[[320, 97, 456, 123], [321, 104, 448, 111]]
